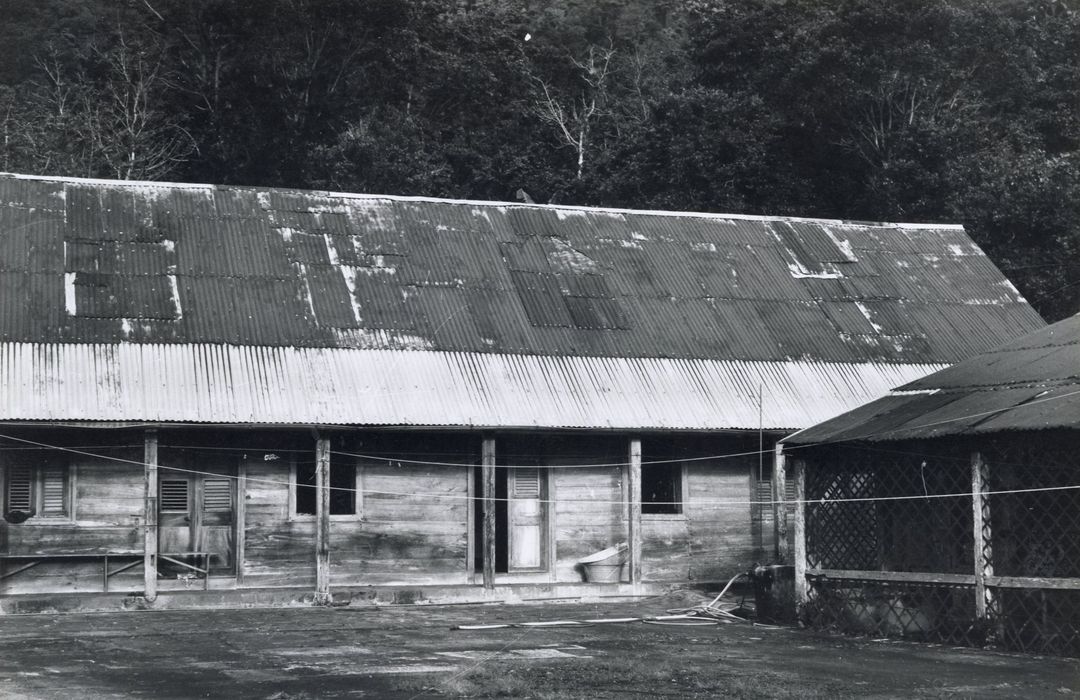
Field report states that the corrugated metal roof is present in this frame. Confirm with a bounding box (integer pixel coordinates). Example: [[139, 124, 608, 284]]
[[786, 313, 1080, 443], [0, 172, 1042, 364], [0, 343, 945, 430]]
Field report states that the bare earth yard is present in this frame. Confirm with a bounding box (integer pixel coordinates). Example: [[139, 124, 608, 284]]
[[0, 594, 1076, 699]]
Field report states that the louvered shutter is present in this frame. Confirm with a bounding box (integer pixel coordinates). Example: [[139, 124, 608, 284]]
[[756, 480, 797, 509], [6, 467, 32, 512], [512, 468, 541, 498], [160, 480, 190, 512], [203, 479, 231, 512], [41, 469, 67, 515]]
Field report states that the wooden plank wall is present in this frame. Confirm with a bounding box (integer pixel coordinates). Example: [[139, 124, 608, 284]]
[[552, 465, 624, 581], [638, 435, 776, 584], [240, 433, 474, 589], [497, 434, 624, 583], [685, 458, 761, 582], [2, 451, 144, 594], [488, 433, 772, 586], [240, 456, 315, 588], [1, 430, 775, 595], [331, 460, 470, 586]]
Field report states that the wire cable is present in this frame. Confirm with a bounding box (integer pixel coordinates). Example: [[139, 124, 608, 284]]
[[1, 383, 1079, 508]]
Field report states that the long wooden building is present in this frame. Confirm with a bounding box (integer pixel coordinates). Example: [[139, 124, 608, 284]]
[[0, 172, 1043, 609]]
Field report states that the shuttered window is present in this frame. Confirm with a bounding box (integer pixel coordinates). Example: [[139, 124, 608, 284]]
[[6, 467, 32, 512], [512, 468, 541, 498], [754, 479, 797, 521], [160, 480, 190, 512], [203, 479, 231, 512], [41, 469, 67, 515], [4, 465, 71, 518]]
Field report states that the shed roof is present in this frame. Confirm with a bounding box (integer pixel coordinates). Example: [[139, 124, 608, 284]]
[[784, 313, 1080, 443], [0, 173, 1045, 429]]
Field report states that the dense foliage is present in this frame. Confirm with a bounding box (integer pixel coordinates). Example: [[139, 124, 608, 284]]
[[1, 0, 1077, 319]]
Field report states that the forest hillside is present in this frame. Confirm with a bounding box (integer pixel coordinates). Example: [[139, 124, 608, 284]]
[[1, 0, 1077, 319]]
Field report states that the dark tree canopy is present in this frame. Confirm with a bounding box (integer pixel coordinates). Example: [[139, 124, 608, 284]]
[[0, 0, 1077, 319]]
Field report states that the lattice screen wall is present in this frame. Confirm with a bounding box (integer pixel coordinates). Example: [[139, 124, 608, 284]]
[[799, 436, 1080, 656]]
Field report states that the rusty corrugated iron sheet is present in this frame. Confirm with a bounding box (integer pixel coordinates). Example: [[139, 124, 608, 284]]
[[786, 314, 1080, 443], [0, 343, 946, 430], [0, 173, 1042, 364]]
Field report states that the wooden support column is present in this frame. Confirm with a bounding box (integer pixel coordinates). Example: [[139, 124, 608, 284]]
[[792, 458, 808, 605], [481, 436, 496, 589], [628, 438, 643, 584], [773, 444, 789, 563], [314, 436, 331, 605], [143, 428, 158, 602], [972, 451, 994, 622]]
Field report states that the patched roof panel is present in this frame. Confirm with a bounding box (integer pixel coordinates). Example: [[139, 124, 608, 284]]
[[0, 173, 1043, 364]]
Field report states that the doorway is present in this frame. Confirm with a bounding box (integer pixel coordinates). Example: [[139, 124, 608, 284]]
[[473, 465, 549, 574], [158, 464, 237, 577]]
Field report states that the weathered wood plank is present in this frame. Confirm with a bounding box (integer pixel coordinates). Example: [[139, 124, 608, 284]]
[[808, 569, 976, 585], [143, 429, 158, 601], [773, 444, 788, 563], [793, 459, 808, 604], [314, 437, 331, 604], [482, 437, 496, 590], [971, 451, 992, 619], [985, 576, 1080, 590], [628, 438, 642, 584]]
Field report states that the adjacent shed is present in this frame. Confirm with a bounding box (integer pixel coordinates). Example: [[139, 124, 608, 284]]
[[783, 313, 1080, 655], [0, 172, 1044, 608]]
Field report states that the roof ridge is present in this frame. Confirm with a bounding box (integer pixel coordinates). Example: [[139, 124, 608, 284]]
[[909, 378, 1080, 394], [0, 171, 967, 230]]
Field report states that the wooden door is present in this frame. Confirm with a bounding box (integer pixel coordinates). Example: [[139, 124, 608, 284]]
[[508, 467, 546, 571], [158, 471, 236, 576]]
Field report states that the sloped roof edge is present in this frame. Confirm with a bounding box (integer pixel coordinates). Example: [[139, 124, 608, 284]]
[[0, 342, 948, 430], [785, 313, 1080, 444]]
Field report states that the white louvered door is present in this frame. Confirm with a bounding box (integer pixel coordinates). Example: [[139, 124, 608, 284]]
[[508, 467, 545, 571]]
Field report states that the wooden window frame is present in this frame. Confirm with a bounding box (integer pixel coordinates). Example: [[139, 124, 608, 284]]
[[641, 462, 688, 520], [288, 456, 363, 522], [1, 462, 76, 524]]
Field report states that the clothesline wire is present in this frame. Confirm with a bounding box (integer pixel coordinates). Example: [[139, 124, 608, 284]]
[[0, 431, 1077, 508]]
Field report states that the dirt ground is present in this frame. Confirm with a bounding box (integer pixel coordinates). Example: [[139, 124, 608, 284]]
[[0, 593, 1076, 699]]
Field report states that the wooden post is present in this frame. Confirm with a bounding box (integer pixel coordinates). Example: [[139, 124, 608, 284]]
[[314, 436, 331, 605], [628, 438, 643, 584], [143, 428, 158, 602], [972, 451, 994, 622], [792, 458, 808, 606], [481, 436, 496, 589], [235, 461, 246, 586], [773, 443, 789, 563]]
